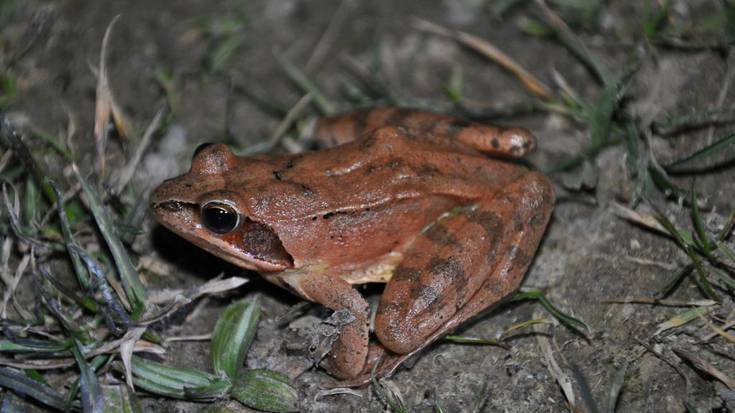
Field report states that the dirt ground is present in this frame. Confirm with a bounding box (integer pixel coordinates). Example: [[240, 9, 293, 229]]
[[1, 0, 735, 412]]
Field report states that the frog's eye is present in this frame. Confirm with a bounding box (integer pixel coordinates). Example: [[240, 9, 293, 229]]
[[201, 202, 239, 234]]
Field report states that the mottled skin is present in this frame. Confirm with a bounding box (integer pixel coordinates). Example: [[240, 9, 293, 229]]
[[150, 107, 554, 386]]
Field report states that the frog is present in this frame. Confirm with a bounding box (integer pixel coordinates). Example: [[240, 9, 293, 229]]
[[150, 107, 554, 387]]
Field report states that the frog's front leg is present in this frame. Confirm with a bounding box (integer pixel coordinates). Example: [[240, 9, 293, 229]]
[[281, 271, 370, 379], [374, 171, 554, 362]]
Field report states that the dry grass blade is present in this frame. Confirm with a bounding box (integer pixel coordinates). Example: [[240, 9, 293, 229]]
[[612, 203, 667, 234], [654, 306, 716, 336], [93, 15, 133, 176], [411, 17, 553, 101], [603, 297, 717, 307], [534, 0, 611, 84], [537, 334, 576, 410], [120, 326, 147, 390], [315, 387, 363, 400], [146, 276, 248, 305], [606, 361, 628, 413], [0, 253, 28, 318], [673, 349, 735, 390], [114, 107, 165, 195], [94, 15, 118, 175], [305, 0, 354, 74], [241, 93, 312, 155], [276, 54, 335, 116]]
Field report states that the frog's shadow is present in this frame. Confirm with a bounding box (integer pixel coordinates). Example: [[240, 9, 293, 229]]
[[149, 223, 299, 305], [150, 224, 236, 278]]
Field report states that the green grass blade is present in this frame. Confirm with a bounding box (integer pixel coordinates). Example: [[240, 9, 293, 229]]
[[717, 211, 735, 242], [587, 80, 618, 148], [665, 132, 735, 171], [130, 356, 220, 399], [654, 107, 735, 135], [211, 298, 261, 379], [74, 166, 147, 315], [101, 384, 143, 413], [656, 264, 694, 298], [0, 367, 67, 410], [184, 378, 232, 401], [512, 289, 590, 337], [72, 340, 104, 413], [230, 369, 299, 412], [49, 179, 90, 289], [651, 206, 719, 301], [0, 338, 70, 353], [690, 187, 712, 254], [715, 241, 735, 266]]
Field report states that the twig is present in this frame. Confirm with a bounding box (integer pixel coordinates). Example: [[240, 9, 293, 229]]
[[410, 17, 553, 101]]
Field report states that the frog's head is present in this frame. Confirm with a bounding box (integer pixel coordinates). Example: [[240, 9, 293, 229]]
[[150, 143, 294, 272]]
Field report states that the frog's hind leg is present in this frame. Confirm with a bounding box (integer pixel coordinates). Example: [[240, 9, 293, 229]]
[[314, 107, 535, 158], [373, 170, 554, 364]]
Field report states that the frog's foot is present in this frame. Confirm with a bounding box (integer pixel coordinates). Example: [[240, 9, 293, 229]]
[[283, 271, 371, 380], [307, 309, 356, 366], [374, 171, 554, 357]]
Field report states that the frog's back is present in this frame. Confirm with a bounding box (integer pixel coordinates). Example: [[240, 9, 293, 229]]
[[284, 126, 531, 212], [251, 126, 532, 271]]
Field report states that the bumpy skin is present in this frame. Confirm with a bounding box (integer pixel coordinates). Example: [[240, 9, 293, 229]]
[[150, 107, 554, 386]]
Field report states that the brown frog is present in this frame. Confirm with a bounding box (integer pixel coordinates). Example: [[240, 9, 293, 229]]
[[150, 107, 554, 386]]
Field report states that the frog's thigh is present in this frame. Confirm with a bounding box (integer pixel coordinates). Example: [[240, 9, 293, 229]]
[[284, 272, 370, 379], [375, 171, 554, 355]]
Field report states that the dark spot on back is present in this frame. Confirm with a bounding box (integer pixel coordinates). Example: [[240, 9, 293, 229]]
[[387, 158, 403, 169], [410, 284, 439, 304], [273, 170, 283, 181], [513, 214, 525, 232], [297, 182, 315, 197], [393, 266, 421, 282], [491, 138, 500, 149], [423, 223, 460, 247], [417, 163, 441, 177], [468, 211, 504, 264], [468, 211, 503, 235], [429, 257, 465, 282]]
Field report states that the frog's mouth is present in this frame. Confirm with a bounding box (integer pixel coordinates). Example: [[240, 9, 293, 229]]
[[150, 199, 294, 273]]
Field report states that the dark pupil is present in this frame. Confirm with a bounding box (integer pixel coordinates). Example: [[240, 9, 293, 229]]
[[202, 205, 238, 234]]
